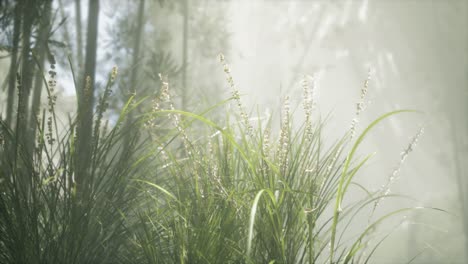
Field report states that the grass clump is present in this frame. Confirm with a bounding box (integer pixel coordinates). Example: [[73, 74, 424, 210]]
[[0, 55, 437, 263], [0, 67, 146, 263], [125, 58, 433, 263]]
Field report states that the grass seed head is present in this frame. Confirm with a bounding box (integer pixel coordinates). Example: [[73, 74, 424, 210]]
[[218, 53, 252, 135], [370, 125, 425, 220], [350, 69, 372, 139]]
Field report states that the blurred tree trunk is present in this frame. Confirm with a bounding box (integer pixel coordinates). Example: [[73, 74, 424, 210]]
[[6, 1, 21, 128], [181, 0, 188, 110], [123, 0, 145, 150], [75, 0, 83, 69], [74, 0, 83, 94], [29, 0, 52, 153], [129, 0, 145, 105], [16, 0, 35, 150], [76, 0, 99, 184]]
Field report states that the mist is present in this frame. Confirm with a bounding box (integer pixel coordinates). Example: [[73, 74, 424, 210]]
[[0, 0, 466, 263]]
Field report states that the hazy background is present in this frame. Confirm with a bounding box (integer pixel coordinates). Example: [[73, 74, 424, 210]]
[[1, 0, 466, 263], [223, 1, 466, 263]]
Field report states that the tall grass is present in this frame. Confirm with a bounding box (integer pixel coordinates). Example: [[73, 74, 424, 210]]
[[123, 64, 434, 263], [0, 68, 146, 263], [0, 57, 437, 263]]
